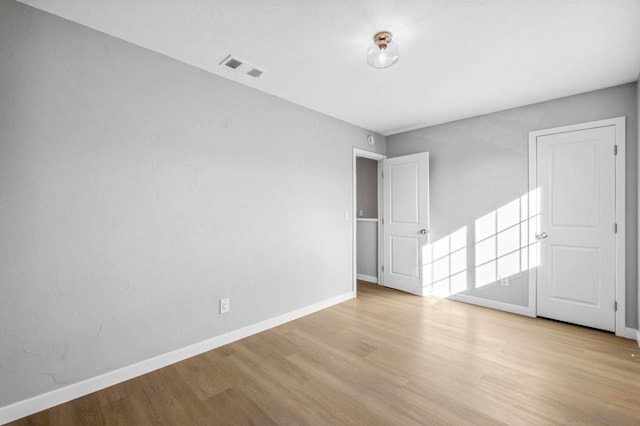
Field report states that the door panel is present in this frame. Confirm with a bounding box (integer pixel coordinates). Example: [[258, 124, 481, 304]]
[[550, 140, 599, 227], [383, 152, 429, 295], [390, 162, 419, 224], [536, 125, 615, 331], [551, 245, 599, 305], [390, 236, 420, 278]]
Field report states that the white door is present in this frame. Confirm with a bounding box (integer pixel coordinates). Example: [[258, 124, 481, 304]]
[[382, 152, 429, 295], [535, 125, 616, 331]]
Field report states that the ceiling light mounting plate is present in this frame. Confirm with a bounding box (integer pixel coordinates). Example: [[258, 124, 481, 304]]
[[373, 31, 392, 48]]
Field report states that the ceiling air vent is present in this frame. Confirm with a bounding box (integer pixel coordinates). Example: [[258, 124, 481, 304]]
[[219, 55, 265, 79], [246, 68, 263, 78], [223, 57, 243, 69]]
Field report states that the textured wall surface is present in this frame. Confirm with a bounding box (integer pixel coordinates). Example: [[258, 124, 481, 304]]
[[0, 1, 385, 407], [388, 84, 638, 324]]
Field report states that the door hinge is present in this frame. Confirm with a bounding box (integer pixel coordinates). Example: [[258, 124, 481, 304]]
[[381, 265, 384, 272], [614, 223, 618, 233], [614, 301, 618, 311], [382, 217, 384, 224], [614, 145, 618, 155]]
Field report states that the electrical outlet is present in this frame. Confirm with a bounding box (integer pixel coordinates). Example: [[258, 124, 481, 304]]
[[499, 277, 509, 287], [359, 210, 364, 217], [344, 210, 350, 221], [220, 298, 230, 314]]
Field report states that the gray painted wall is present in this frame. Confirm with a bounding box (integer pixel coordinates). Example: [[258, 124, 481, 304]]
[[357, 221, 378, 278], [0, 1, 386, 407], [356, 157, 378, 218], [388, 84, 638, 327]]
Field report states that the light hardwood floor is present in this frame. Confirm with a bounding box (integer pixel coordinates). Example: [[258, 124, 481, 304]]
[[10, 281, 640, 425]]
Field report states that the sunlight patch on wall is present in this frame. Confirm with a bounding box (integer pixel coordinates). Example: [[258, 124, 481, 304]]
[[422, 227, 467, 296], [475, 188, 541, 288]]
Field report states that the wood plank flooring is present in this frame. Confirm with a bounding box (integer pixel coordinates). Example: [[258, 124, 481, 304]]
[[10, 281, 640, 425]]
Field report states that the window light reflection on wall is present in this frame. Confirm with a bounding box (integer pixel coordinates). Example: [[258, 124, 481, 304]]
[[475, 188, 541, 287], [422, 188, 542, 298], [422, 227, 467, 296]]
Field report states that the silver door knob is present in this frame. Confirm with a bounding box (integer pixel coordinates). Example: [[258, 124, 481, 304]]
[[535, 232, 548, 240], [419, 229, 428, 235]]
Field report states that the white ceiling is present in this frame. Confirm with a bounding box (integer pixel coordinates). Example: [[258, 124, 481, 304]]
[[18, 0, 640, 135]]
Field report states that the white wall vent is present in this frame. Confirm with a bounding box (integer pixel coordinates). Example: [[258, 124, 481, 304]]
[[219, 55, 264, 79]]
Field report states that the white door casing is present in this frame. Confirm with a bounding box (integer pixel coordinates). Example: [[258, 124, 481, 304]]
[[382, 152, 429, 295], [529, 118, 625, 333]]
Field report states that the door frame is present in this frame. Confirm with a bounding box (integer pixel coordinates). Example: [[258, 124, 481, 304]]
[[527, 117, 627, 337], [353, 148, 386, 295]]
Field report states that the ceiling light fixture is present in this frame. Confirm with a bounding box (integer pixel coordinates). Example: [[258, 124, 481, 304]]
[[367, 31, 399, 69]]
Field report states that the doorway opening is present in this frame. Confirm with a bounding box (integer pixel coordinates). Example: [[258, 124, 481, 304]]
[[353, 148, 385, 295], [356, 157, 379, 284]]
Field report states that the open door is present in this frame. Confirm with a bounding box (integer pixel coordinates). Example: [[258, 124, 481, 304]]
[[382, 152, 429, 295]]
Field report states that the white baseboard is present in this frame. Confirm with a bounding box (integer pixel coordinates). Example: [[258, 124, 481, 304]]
[[447, 293, 532, 317], [448, 295, 638, 341], [617, 327, 638, 340], [356, 274, 378, 284], [0, 291, 355, 425]]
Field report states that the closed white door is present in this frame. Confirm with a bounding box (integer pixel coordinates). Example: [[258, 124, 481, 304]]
[[535, 125, 616, 331], [382, 152, 429, 295]]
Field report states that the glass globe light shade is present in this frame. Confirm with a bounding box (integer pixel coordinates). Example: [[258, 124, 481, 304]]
[[367, 34, 399, 69]]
